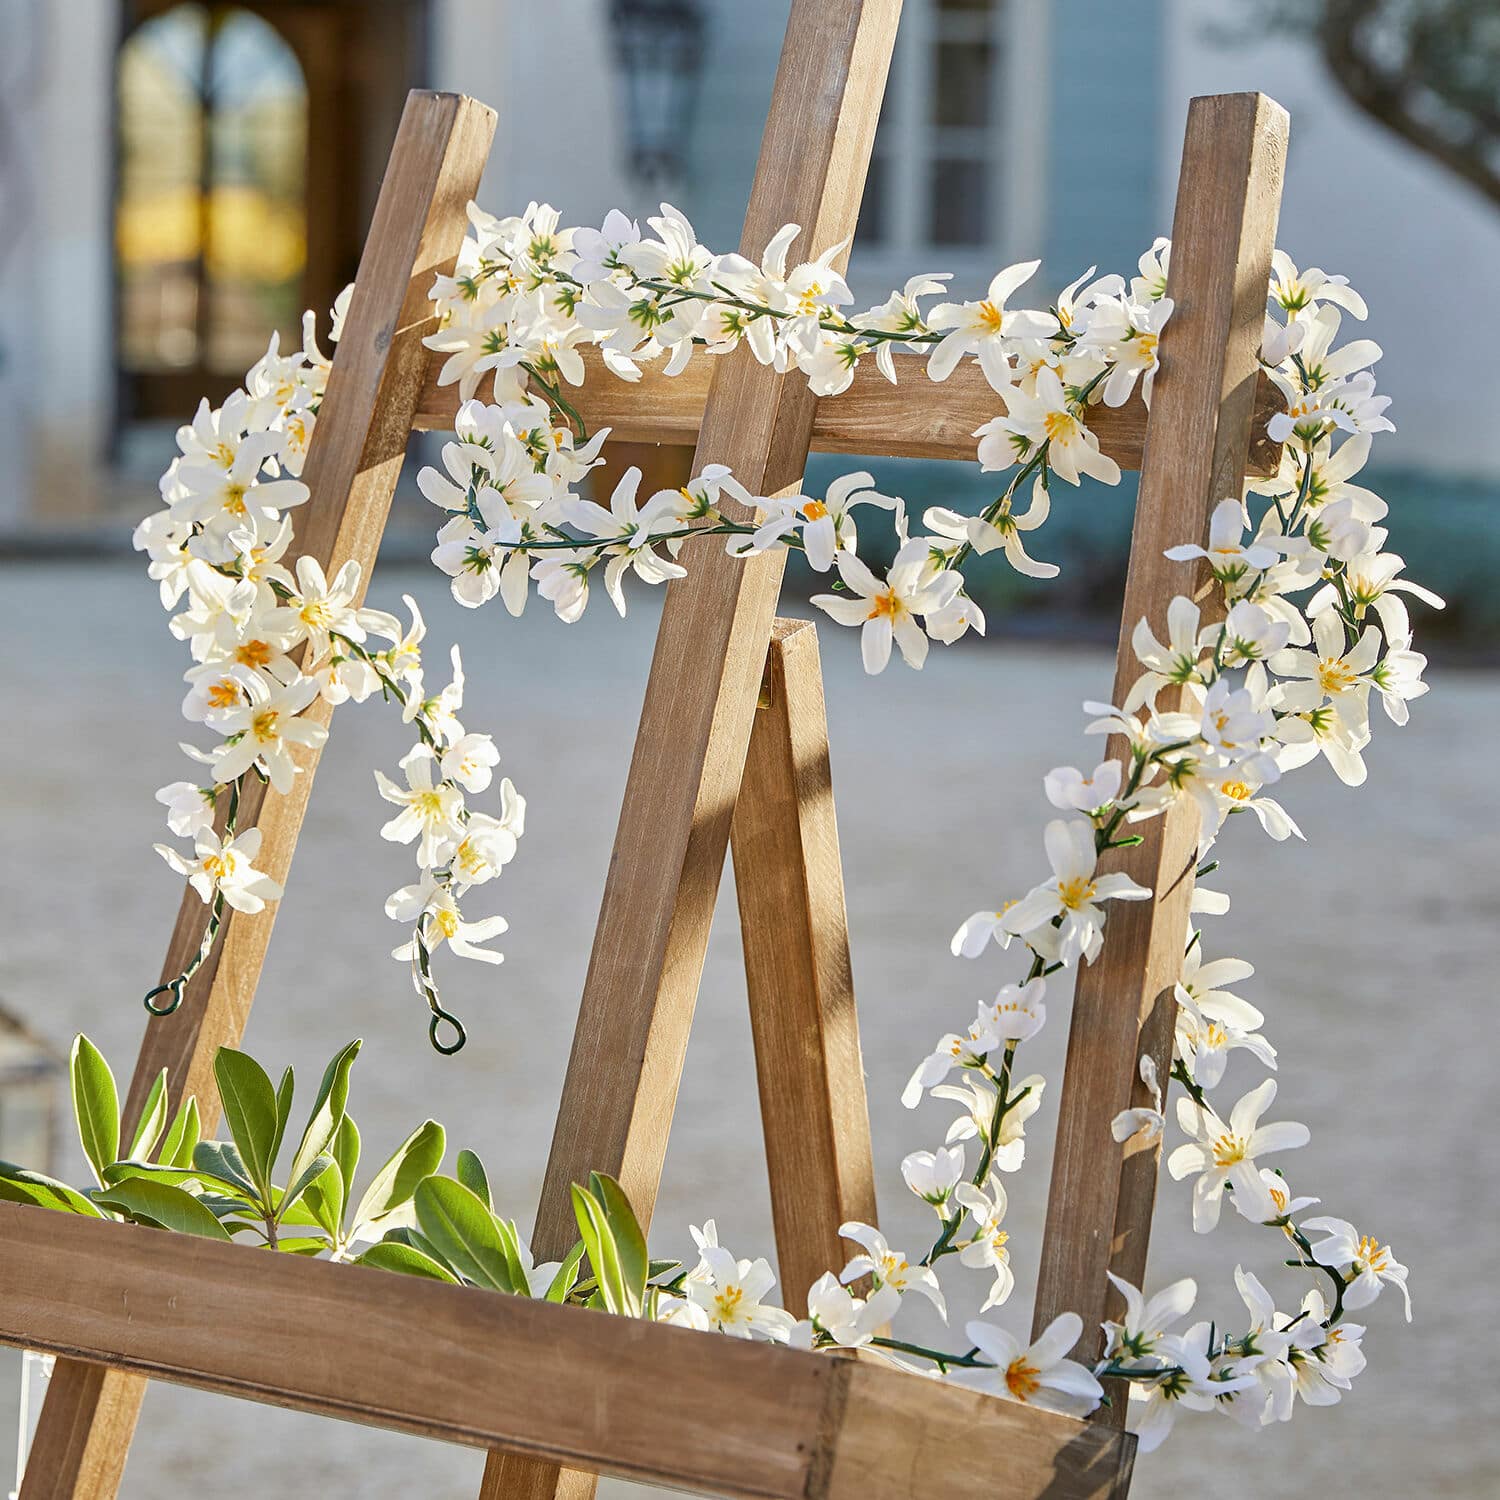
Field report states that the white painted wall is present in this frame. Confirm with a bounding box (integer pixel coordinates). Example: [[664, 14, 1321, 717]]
[[1165, 0, 1500, 478], [430, 0, 636, 233], [1, 0, 115, 529]]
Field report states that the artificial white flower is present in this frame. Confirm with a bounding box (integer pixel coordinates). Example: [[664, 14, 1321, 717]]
[[155, 780, 218, 839], [925, 477, 1058, 579], [926, 260, 1057, 385], [953, 1177, 1014, 1310], [1043, 760, 1123, 813], [1302, 1217, 1412, 1320], [934, 1073, 1044, 1172], [684, 1244, 796, 1342], [1164, 498, 1278, 586], [374, 746, 466, 868], [967, 1313, 1103, 1418], [209, 671, 326, 793], [901, 1146, 965, 1209], [155, 825, 282, 914], [387, 876, 508, 965], [1000, 818, 1151, 965], [838, 1222, 945, 1316], [1168, 1079, 1310, 1232], [798, 1272, 901, 1349], [810, 541, 960, 674], [977, 367, 1120, 487]]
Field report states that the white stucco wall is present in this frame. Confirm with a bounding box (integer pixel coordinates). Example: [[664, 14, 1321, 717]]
[[430, 0, 637, 233], [1165, 0, 1500, 479]]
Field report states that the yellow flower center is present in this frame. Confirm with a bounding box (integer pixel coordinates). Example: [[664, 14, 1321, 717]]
[[236, 640, 273, 668], [250, 708, 279, 741], [433, 907, 461, 940], [801, 499, 829, 521], [1357, 1235, 1390, 1272], [1221, 780, 1252, 801], [976, 300, 1004, 334], [797, 281, 823, 315], [1318, 659, 1356, 694], [208, 679, 241, 709], [1057, 876, 1096, 910], [223, 484, 248, 516], [202, 852, 230, 882], [1005, 1359, 1041, 1401], [1211, 1132, 1247, 1168], [866, 589, 901, 622], [415, 790, 446, 818], [1134, 331, 1158, 362], [712, 1285, 745, 1322], [300, 599, 334, 629], [1043, 409, 1078, 444]]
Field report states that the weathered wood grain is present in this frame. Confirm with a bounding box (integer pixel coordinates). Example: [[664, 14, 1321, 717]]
[[0, 1206, 1135, 1500], [730, 619, 877, 1314], [1030, 93, 1289, 1408], [479, 6, 903, 1497], [22, 90, 497, 1500], [412, 344, 1287, 478]]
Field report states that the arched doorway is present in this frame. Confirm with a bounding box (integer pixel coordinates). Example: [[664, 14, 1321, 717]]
[[113, 0, 428, 427]]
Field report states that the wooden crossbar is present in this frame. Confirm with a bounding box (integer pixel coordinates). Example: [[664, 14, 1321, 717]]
[[0, 1205, 1135, 1500], [1031, 93, 1289, 1399], [412, 346, 1287, 476]]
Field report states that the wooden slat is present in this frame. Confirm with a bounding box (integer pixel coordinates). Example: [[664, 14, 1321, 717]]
[[479, 6, 902, 1498], [730, 619, 877, 1314], [0, 1206, 1135, 1500], [21, 90, 497, 1500], [413, 344, 1287, 478], [1031, 92, 1289, 1402]]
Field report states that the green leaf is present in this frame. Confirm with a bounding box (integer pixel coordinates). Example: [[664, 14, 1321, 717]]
[[212, 1047, 279, 1202], [414, 1176, 515, 1292], [280, 1153, 334, 1219], [545, 1241, 587, 1303], [299, 1159, 345, 1242], [493, 1216, 532, 1298], [333, 1115, 361, 1211], [103, 1161, 213, 1192], [590, 1173, 648, 1314], [455, 1148, 490, 1209], [127, 1069, 169, 1161], [70, 1035, 120, 1187], [283, 1040, 361, 1219], [351, 1120, 445, 1235], [382, 1225, 448, 1263], [356, 1240, 459, 1283], [192, 1139, 260, 1201], [93, 1178, 232, 1240], [275, 1236, 330, 1255], [159, 1096, 201, 1169], [571, 1182, 632, 1316], [0, 1161, 103, 1217], [269, 1066, 296, 1173]]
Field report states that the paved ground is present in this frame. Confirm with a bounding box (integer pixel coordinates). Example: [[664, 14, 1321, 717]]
[[1, 559, 1495, 1497]]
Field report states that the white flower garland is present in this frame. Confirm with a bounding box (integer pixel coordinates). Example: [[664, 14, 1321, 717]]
[[131, 198, 1436, 1447]]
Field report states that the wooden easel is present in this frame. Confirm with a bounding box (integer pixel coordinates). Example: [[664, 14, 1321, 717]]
[[5, 2, 1289, 1496]]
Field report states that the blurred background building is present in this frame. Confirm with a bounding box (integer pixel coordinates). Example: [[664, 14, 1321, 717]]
[[0, 0, 1497, 645]]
